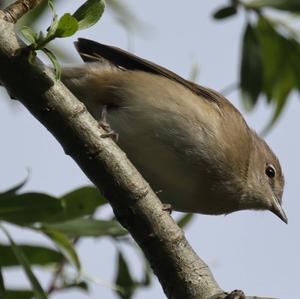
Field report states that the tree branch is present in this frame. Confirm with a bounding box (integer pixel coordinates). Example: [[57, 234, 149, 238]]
[[0, 6, 277, 299], [3, 0, 42, 23]]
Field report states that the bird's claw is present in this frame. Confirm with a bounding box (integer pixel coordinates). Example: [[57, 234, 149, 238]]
[[101, 130, 119, 142], [224, 290, 245, 299], [162, 203, 172, 214], [98, 105, 119, 142]]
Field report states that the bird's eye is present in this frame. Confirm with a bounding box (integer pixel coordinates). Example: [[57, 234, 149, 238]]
[[265, 165, 276, 178]]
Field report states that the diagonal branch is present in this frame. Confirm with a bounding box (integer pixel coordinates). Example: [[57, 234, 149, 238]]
[[0, 4, 277, 299], [4, 0, 42, 23]]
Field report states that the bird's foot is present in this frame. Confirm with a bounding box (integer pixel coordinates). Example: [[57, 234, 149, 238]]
[[98, 105, 119, 142], [162, 203, 172, 214], [100, 126, 119, 142], [224, 290, 245, 299]]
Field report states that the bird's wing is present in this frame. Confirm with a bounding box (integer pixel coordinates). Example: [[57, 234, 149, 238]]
[[74, 38, 225, 106]]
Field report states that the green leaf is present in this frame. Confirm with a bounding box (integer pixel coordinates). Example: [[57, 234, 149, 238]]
[[240, 23, 263, 111], [0, 186, 107, 225], [44, 0, 59, 41], [55, 13, 79, 38], [0, 226, 47, 299], [42, 218, 127, 237], [36, 31, 45, 47], [46, 13, 59, 39], [255, 18, 282, 101], [0, 243, 63, 267], [44, 229, 81, 272], [20, 26, 38, 44], [52, 186, 107, 222], [0, 192, 63, 225], [115, 251, 136, 299], [262, 62, 294, 134], [213, 6, 237, 20], [246, 0, 300, 12], [0, 267, 4, 297], [0, 174, 29, 197], [177, 213, 194, 228], [48, 0, 55, 13], [73, 0, 105, 30], [255, 17, 299, 130], [1, 289, 34, 299], [140, 261, 151, 287], [42, 48, 61, 80], [63, 281, 89, 292]]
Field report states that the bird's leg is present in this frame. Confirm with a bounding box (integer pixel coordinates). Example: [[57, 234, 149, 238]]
[[98, 105, 119, 142], [162, 203, 172, 214], [155, 190, 172, 213], [224, 290, 245, 299]]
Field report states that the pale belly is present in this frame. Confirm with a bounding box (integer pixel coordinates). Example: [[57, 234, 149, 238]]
[[107, 107, 224, 214]]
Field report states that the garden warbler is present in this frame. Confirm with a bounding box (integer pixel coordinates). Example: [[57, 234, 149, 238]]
[[61, 38, 287, 223]]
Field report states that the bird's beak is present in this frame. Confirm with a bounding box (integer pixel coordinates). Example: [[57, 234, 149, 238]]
[[270, 195, 288, 224]]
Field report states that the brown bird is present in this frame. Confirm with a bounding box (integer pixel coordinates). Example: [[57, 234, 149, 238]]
[[61, 38, 287, 223]]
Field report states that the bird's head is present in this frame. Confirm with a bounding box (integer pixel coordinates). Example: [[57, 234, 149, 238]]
[[244, 133, 287, 223]]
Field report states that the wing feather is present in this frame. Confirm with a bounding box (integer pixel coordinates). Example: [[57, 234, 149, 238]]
[[74, 38, 225, 106]]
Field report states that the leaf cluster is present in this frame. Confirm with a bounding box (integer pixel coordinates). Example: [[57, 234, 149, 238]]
[[214, 0, 300, 131], [0, 178, 121, 298], [21, 0, 105, 79], [0, 176, 193, 299]]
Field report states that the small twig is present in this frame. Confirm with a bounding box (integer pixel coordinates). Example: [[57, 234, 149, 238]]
[[47, 236, 81, 294], [4, 0, 42, 23], [47, 262, 65, 294]]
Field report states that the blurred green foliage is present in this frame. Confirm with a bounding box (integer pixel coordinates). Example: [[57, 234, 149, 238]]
[[0, 175, 191, 298], [214, 0, 300, 132], [0, 179, 145, 298]]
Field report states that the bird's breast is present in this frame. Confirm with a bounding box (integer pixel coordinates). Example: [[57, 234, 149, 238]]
[[107, 104, 242, 215]]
